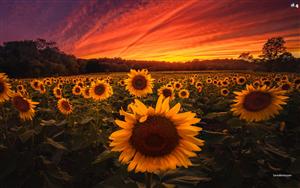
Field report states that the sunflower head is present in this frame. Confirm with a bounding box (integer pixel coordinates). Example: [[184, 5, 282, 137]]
[[125, 69, 154, 97], [57, 98, 73, 115], [158, 86, 175, 100], [53, 87, 62, 99], [72, 85, 82, 95], [109, 95, 204, 173], [90, 80, 113, 101], [173, 82, 182, 90], [221, 88, 229, 96], [11, 92, 38, 121], [237, 76, 246, 85], [82, 87, 91, 99], [0, 73, 12, 103], [231, 85, 288, 122], [178, 89, 190, 99]]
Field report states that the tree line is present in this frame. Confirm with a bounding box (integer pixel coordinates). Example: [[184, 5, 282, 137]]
[[0, 37, 299, 78]]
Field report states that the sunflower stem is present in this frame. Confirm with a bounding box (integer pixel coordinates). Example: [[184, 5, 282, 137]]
[[145, 172, 153, 188]]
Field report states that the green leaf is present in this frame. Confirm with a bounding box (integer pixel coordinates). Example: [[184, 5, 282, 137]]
[[92, 150, 116, 164], [45, 138, 68, 151]]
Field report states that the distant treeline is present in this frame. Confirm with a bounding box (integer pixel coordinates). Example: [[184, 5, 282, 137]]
[[0, 39, 299, 78]]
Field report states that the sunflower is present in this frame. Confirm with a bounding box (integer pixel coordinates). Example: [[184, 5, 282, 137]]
[[118, 80, 126, 86], [237, 76, 246, 85], [16, 84, 25, 91], [220, 88, 229, 96], [173, 82, 183, 90], [178, 89, 190, 99], [158, 86, 175, 100], [72, 85, 82, 96], [30, 79, 41, 91], [125, 69, 154, 97], [0, 73, 12, 103], [53, 87, 62, 99], [11, 92, 38, 121], [280, 82, 293, 92], [231, 85, 288, 122], [82, 87, 91, 99], [253, 80, 261, 88], [90, 80, 113, 101], [109, 95, 204, 173], [57, 98, 73, 115], [206, 78, 212, 84], [195, 81, 203, 89], [39, 83, 46, 94], [221, 80, 229, 87], [197, 86, 203, 93]]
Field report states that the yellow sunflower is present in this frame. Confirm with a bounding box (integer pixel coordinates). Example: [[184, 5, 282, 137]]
[[57, 98, 73, 115], [158, 86, 175, 100], [220, 88, 229, 96], [118, 80, 126, 86], [173, 82, 183, 90], [39, 83, 46, 94], [195, 81, 203, 89], [30, 79, 41, 91], [11, 92, 38, 121], [72, 85, 82, 96], [178, 89, 190, 99], [109, 95, 204, 173], [82, 87, 91, 99], [125, 69, 154, 97], [231, 85, 288, 122], [237, 76, 246, 85], [53, 87, 62, 99], [89, 80, 113, 101], [0, 73, 12, 103]]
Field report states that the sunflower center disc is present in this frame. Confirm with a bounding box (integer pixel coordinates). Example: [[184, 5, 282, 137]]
[[94, 85, 105, 95], [132, 75, 147, 90], [61, 101, 71, 111], [243, 91, 272, 112], [0, 82, 4, 93], [181, 91, 187, 96], [130, 116, 179, 157], [75, 87, 80, 93], [13, 96, 30, 112], [162, 89, 172, 97], [34, 82, 38, 88], [56, 89, 61, 95]]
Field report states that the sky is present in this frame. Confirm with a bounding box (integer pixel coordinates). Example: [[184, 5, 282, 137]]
[[0, 0, 299, 62]]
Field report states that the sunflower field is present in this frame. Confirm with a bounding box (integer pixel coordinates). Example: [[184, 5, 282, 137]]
[[0, 70, 299, 188]]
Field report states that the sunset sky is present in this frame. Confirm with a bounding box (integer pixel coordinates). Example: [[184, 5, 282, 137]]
[[0, 0, 299, 62]]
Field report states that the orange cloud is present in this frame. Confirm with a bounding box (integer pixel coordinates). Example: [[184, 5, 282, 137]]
[[54, 0, 300, 61]]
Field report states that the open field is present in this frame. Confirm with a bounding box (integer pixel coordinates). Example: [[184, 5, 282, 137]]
[[0, 71, 300, 188]]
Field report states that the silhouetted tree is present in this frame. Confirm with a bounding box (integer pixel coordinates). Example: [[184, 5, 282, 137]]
[[262, 37, 286, 60], [238, 52, 253, 62]]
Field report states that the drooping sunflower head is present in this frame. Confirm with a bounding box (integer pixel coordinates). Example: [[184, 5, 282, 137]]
[[72, 85, 82, 96], [109, 95, 204, 173], [11, 92, 38, 121], [178, 89, 190, 99], [158, 86, 175, 100], [125, 69, 154, 97], [220, 88, 230, 96], [90, 80, 113, 101], [231, 85, 288, 122], [57, 98, 73, 115], [0, 73, 12, 103]]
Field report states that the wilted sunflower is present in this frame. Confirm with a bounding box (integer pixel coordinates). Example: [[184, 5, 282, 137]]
[[57, 98, 72, 115], [178, 89, 190, 99], [53, 87, 62, 99], [125, 69, 154, 97], [158, 86, 175, 100], [72, 85, 82, 96], [231, 85, 288, 122], [0, 73, 12, 103], [220, 88, 229, 96], [109, 95, 204, 173], [11, 92, 38, 121], [90, 80, 113, 101], [82, 87, 91, 99]]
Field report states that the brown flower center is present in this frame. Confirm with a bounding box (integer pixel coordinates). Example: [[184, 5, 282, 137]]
[[56, 89, 61, 95], [181, 91, 187, 96], [282, 84, 290, 90], [239, 78, 245, 83], [94, 84, 105, 95], [61, 100, 71, 111], [75, 87, 80, 93], [175, 83, 180, 88], [132, 75, 147, 90], [162, 88, 172, 97], [243, 91, 272, 112], [222, 89, 228, 94], [33, 82, 39, 88], [0, 82, 4, 93], [130, 116, 179, 157], [12, 96, 30, 112]]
